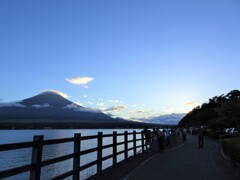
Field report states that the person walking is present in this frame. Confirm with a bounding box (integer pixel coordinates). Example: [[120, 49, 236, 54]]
[[182, 128, 187, 142], [198, 127, 204, 148]]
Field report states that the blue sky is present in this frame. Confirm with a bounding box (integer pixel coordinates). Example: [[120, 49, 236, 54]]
[[0, 0, 240, 120]]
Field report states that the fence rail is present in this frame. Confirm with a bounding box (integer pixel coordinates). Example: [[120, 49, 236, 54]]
[[0, 130, 145, 179]]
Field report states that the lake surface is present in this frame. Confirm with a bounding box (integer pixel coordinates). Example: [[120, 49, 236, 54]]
[[0, 129, 143, 180]]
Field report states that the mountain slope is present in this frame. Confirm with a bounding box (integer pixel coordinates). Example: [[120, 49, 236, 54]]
[[0, 91, 114, 122], [21, 91, 77, 108]]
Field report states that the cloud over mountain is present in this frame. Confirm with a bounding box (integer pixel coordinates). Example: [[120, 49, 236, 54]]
[[31, 104, 52, 108], [104, 105, 127, 112], [66, 77, 94, 85], [0, 102, 25, 107], [43, 90, 69, 98], [63, 103, 101, 113]]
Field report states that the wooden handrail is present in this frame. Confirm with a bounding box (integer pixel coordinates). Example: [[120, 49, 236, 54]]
[[0, 130, 144, 179], [0, 164, 32, 179], [0, 141, 34, 151]]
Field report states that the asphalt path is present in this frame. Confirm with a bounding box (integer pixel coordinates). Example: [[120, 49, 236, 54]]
[[125, 135, 239, 180]]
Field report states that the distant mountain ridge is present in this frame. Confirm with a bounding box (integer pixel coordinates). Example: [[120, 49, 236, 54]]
[[142, 113, 186, 125]]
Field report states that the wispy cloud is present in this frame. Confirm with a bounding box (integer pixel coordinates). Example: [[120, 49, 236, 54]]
[[0, 102, 25, 107], [97, 102, 105, 107], [103, 105, 127, 112], [63, 104, 81, 110], [88, 101, 94, 105], [66, 77, 94, 85], [184, 101, 199, 106], [63, 103, 101, 113], [130, 109, 149, 114], [32, 104, 52, 108], [108, 99, 124, 104]]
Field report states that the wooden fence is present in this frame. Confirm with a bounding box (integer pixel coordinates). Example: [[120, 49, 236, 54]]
[[0, 131, 145, 180]]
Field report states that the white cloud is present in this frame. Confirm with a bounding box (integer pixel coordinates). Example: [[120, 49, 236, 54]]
[[83, 95, 88, 98], [83, 85, 89, 89], [32, 104, 52, 108], [44, 90, 69, 98], [108, 99, 123, 104], [0, 102, 25, 107], [75, 102, 83, 106], [63, 104, 79, 110], [63, 103, 101, 113], [97, 102, 105, 107], [66, 77, 94, 85], [103, 105, 127, 112], [88, 101, 94, 105], [130, 109, 149, 114], [82, 107, 102, 113]]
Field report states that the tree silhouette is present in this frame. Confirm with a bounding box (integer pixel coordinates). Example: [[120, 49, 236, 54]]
[[178, 90, 240, 129]]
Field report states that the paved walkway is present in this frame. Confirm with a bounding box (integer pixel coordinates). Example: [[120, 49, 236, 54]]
[[125, 135, 239, 180]]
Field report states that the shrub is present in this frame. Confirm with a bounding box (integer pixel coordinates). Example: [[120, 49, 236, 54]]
[[206, 131, 220, 139], [222, 137, 240, 166], [221, 133, 240, 139]]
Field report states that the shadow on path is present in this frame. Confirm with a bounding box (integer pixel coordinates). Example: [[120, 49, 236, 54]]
[[125, 135, 239, 180]]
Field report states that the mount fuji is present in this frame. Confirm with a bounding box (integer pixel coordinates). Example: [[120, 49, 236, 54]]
[[0, 91, 131, 128]]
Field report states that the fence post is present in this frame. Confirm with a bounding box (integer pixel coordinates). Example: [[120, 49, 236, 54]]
[[97, 132, 103, 175], [112, 131, 117, 166], [73, 133, 81, 180], [30, 135, 44, 180], [133, 131, 137, 156], [124, 131, 128, 160], [141, 131, 144, 153]]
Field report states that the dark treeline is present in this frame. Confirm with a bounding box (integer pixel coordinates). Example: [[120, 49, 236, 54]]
[[178, 89, 240, 130]]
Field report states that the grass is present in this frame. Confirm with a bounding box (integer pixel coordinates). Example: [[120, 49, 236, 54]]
[[222, 137, 240, 166]]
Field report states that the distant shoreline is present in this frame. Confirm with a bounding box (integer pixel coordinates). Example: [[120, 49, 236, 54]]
[[0, 119, 174, 130]]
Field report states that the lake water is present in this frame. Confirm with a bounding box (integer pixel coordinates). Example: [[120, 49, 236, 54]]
[[0, 129, 143, 180]]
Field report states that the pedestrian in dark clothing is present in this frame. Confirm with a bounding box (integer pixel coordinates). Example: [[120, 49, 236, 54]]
[[182, 128, 187, 142], [198, 128, 204, 148], [143, 127, 152, 152], [156, 128, 164, 151]]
